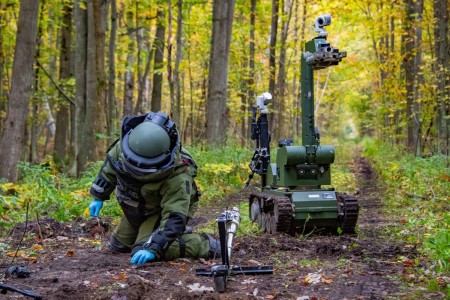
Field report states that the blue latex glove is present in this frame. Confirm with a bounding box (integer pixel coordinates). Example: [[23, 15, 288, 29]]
[[130, 250, 155, 266], [89, 199, 103, 217]]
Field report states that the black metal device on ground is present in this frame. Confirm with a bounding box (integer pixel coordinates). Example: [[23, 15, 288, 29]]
[[0, 281, 42, 299], [195, 208, 273, 292], [0, 266, 41, 299]]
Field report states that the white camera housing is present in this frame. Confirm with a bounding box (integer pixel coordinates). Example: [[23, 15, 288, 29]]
[[315, 14, 332, 37], [256, 92, 272, 114]]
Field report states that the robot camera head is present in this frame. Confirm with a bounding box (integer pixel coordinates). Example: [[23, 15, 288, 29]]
[[315, 14, 332, 37]]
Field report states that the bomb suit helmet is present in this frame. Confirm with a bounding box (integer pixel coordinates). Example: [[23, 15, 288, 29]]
[[121, 111, 179, 175]]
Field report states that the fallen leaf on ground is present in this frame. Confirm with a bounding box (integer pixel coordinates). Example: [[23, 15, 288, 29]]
[[321, 278, 333, 284], [31, 244, 44, 251], [114, 274, 127, 280], [438, 174, 450, 182], [402, 259, 414, 266], [187, 283, 214, 292], [248, 259, 261, 265], [303, 273, 322, 285], [169, 261, 188, 268], [7, 250, 26, 257], [242, 279, 257, 284]]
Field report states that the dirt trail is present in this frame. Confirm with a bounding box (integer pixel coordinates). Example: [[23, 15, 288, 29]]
[[0, 154, 442, 299]]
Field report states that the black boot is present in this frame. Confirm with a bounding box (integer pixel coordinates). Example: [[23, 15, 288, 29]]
[[203, 234, 221, 259], [109, 235, 131, 253]]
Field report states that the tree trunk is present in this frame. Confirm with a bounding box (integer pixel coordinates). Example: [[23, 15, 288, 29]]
[[85, 1, 99, 163], [239, 59, 247, 145], [92, 0, 109, 158], [167, 0, 176, 122], [236, 7, 248, 145], [30, 5, 45, 164], [247, 0, 256, 141], [275, 0, 293, 141], [403, 0, 415, 152], [74, 0, 88, 177], [0, 0, 40, 182], [123, 10, 135, 118], [268, 0, 279, 96], [151, 0, 166, 112], [296, 0, 307, 137], [107, 0, 117, 142], [134, 1, 154, 115], [206, 0, 235, 145], [187, 41, 194, 143], [172, 0, 183, 125], [434, 0, 449, 156], [54, 3, 73, 170], [412, 0, 424, 156], [269, 0, 279, 141], [73, 0, 109, 170], [0, 3, 8, 135]]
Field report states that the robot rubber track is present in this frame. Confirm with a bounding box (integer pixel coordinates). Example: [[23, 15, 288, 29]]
[[249, 192, 293, 234], [250, 191, 359, 234], [336, 193, 359, 234]]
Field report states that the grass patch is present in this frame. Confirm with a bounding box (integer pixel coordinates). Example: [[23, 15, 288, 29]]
[[0, 143, 253, 234], [362, 138, 450, 294], [187, 142, 252, 204], [0, 139, 359, 236]]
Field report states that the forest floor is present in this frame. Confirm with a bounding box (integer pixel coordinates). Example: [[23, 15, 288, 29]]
[[0, 155, 446, 300]]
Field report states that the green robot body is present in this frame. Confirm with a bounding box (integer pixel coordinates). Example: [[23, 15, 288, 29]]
[[248, 15, 359, 234]]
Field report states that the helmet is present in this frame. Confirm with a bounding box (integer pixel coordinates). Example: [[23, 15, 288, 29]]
[[121, 112, 179, 175]]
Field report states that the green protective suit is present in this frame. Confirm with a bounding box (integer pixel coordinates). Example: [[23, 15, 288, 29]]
[[90, 139, 211, 261]]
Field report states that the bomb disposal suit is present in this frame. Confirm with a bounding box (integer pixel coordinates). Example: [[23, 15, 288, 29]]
[[88, 112, 219, 266]]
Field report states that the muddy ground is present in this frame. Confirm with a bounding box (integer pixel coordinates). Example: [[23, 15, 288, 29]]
[[0, 156, 445, 300]]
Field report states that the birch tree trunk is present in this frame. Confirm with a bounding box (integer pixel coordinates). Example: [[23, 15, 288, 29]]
[[0, 0, 40, 182]]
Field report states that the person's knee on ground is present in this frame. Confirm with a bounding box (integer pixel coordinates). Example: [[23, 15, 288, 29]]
[[160, 233, 221, 261], [110, 215, 145, 253]]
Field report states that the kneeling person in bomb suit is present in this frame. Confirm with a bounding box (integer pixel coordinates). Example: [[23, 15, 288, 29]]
[[88, 111, 220, 266]]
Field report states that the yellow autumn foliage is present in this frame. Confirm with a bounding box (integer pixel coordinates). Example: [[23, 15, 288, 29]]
[[202, 163, 235, 174]]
